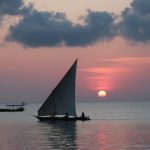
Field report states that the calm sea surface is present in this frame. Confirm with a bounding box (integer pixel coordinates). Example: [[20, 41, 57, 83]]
[[0, 101, 150, 150]]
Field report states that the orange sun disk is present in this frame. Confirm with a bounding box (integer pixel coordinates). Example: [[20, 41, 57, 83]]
[[98, 90, 107, 97]]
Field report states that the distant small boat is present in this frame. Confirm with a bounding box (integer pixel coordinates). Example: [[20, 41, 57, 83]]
[[0, 102, 25, 112], [35, 59, 90, 121]]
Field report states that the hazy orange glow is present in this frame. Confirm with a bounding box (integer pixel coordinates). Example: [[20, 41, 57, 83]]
[[81, 57, 150, 101], [84, 66, 128, 91]]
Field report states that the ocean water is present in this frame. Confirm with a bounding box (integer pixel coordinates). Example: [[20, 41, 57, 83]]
[[0, 101, 150, 150]]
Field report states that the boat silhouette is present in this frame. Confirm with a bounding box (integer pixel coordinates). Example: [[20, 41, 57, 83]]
[[35, 59, 90, 121]]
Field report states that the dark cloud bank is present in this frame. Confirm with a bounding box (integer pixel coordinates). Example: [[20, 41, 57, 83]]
[[0, 0, 24, 15], [120, 0, 150, 43], [0, 0, 150, 47], [7, 10, 116, 47]]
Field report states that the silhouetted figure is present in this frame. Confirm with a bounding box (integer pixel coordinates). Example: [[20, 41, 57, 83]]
[[65, 112, 69, 119], [81, 112, 85, 118], [52, 112, 55, 118]]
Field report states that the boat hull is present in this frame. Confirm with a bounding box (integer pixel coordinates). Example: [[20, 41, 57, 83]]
[[35, 116, 90, 121], [0, 108, 24, 112]]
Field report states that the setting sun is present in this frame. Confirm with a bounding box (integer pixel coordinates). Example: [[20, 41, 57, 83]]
[[98, 90, 107, 97]]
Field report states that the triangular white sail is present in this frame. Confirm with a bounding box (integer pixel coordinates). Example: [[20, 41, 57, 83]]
[[38, 59, 77, 117]]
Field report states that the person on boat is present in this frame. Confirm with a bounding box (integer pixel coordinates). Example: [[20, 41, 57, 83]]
[[81, 112, 85, 118], [64, 112, 69, 119], [52, 112, 55, 118]]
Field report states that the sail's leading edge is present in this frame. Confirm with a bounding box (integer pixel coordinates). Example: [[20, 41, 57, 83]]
[[38, 59, 77, 117]]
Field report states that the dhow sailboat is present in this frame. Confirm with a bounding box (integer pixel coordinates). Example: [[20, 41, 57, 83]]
[[35, 59, 90, 121]]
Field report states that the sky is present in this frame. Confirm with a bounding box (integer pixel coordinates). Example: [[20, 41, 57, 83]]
[[0, 0, 150, 103]]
